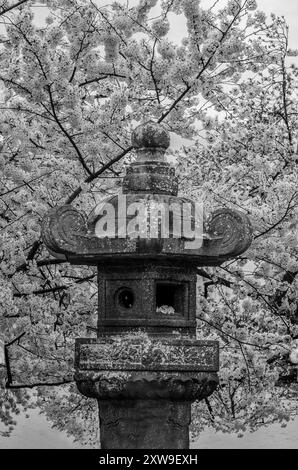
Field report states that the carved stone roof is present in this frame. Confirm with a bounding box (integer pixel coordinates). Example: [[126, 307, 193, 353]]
[[41, 122, 253, 266]]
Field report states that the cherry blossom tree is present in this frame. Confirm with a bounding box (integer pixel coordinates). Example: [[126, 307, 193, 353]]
[[177, 14, 298, 436], [0, 0, 297, 444]]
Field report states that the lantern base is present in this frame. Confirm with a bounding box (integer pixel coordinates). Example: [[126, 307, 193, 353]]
[[98, 399, 191, 449]]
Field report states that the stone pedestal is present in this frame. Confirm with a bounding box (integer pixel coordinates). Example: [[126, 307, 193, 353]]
[[75, 336, 219, 449], [98, 400, 191, 449]]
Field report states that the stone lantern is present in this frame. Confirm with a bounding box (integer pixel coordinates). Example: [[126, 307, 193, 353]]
[[42, 122, 252, 449]]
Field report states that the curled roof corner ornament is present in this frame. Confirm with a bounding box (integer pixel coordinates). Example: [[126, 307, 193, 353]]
[[41, 205, 88, 256], [205, 208, 253, 258]]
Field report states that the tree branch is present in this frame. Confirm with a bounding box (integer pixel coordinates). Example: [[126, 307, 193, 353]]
[[0, 0, 28, 17], [13, 258, 65, 275], [62, 4, 246, 206], [13, 274, 96, 297], [254, 192, 297, 239], [79, 73, 126, 87], [65, 145, 133, 204], [47, 85, 93, 176], [6, 378, 73, 389], [157, 6, 243, 123], [4, 332, 26, 385], [197, 268, 232, 288]]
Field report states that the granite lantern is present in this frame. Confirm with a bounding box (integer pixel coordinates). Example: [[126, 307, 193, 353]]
[[41, 122, 252, 449]]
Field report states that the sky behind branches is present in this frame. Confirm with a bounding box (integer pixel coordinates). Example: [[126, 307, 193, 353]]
[[26, 1, 298, 48], [258, 0, 298, 47], [165, 0, 298, 47]]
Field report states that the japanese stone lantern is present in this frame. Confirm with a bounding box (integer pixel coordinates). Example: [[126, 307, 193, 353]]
[[42, 122, 252, 449]]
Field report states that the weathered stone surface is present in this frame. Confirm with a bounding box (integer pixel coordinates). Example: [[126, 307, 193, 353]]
[[41, 204, 87, 255], [39, 121, 253, 449], [75, 333, 219, 448], [98, 400, 191, 449], [97, 263, 197, 333], [125, 122, 176, 194], [131, 121, 170, 149], [75, 337, 219, 372], [122, 162, 179, 195], [41, 203, 252, 264], [75, 370, 218, 401], [41, 121, 252, 265], [205, 207, 252, 257]]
